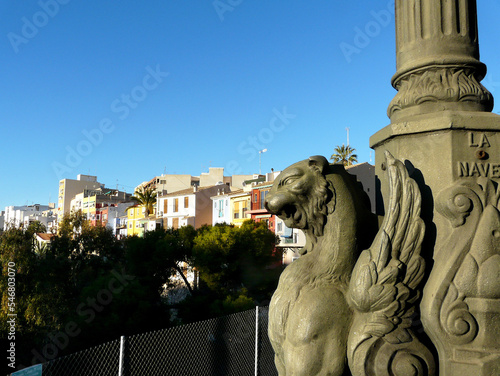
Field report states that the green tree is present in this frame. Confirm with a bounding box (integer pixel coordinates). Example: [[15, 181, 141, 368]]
[[0, 212, 129, 368], [0, 225, 75, 369], [26, 221, 47, 237], [330, 144, 358, 166], [131, 186, 157, 216], [176, 221, 280, 323], [192, 220, 281, 300]]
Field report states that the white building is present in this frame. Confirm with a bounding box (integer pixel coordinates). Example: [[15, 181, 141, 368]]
[[211, 189, 252, 227], [103, 203, 134, 235], [211, 192, 232, 226], [4, 204, 54, 231], [115, 215, 128, 239], [34, 233, 55, 251], [275, 217, 306, 265]]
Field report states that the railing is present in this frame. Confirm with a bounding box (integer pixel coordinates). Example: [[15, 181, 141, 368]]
[[13, 307, 277, 376]]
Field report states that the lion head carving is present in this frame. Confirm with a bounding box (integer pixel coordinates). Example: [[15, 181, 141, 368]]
[[265, 155, 375, 255], [265, 155, 336, 238]]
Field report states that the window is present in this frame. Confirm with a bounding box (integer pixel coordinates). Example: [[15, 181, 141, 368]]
[[218, 199, 224, 217], [163, 199, 168, 214], [254, 193, 258, 203], [277, 222, 283, 232], [234, 201, 240, 219], [184, 197, 189, 208], [174, 198, 179, 212], [129, 223, 132, 228], [260, 190, 269, 209]]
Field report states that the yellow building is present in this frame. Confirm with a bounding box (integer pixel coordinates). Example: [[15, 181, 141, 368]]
[[126, 205, 146, 236], [229, 190, 251, 227], [70, 192, 97, 220], [125, 204, 160, 236]]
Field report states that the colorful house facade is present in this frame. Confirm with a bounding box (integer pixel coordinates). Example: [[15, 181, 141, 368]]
[[126, 205, 147, 237], [229, 190, 251, 227], [210, 189, 252, 227], [158, 183, 230, 230], [246, 182, 275, 232]]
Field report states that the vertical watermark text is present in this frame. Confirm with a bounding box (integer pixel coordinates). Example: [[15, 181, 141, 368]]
[[6, 262, 17, 370]]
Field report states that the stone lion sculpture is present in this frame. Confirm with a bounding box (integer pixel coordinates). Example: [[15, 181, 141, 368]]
[[265, 153, 434, 376]]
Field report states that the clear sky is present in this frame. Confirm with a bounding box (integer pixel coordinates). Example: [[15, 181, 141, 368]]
[[1, 1, 499, 210]]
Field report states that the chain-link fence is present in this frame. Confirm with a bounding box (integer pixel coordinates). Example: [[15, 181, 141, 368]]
[[16, 307, 277, 376]]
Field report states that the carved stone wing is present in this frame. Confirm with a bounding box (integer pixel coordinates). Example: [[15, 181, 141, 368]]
[[347, 151, 435, 376]]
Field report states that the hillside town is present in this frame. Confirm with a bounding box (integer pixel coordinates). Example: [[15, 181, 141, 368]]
[[0, 163, 374, 266]]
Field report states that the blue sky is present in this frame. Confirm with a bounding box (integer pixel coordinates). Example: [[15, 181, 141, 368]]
[[1, 1, 499, 210]]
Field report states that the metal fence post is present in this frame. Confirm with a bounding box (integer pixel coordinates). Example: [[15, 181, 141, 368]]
[[119, 335, 125, 376], [255, 306, 259, 376]]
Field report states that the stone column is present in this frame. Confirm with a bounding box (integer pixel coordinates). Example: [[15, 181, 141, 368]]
[[371, 1, 500, 374], [389, 0, 492, 122]]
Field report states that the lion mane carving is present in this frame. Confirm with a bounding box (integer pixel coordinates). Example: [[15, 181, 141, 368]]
[[265, 155, 378, 375], [265, 153, 434, 376]]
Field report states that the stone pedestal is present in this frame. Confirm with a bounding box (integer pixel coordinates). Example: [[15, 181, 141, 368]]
[[371, 1, 500, 374]]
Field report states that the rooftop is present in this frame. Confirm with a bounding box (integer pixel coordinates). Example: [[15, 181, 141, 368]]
[[36, 233, 55, 242], [160, 184, 229, 198]]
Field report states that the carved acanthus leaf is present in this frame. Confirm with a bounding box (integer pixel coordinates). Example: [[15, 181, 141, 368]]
[[388, 67, 493, 117]]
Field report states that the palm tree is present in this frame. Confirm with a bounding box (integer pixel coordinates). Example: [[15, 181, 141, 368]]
[[330, 144, 358, 166], [131, 186, 157, 217]]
